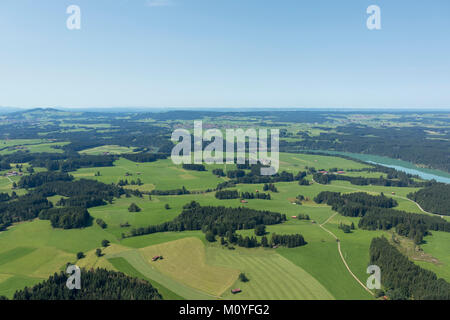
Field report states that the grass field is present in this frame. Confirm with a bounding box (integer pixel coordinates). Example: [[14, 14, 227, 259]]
[[108, 257, 184, 300], [72, 158, 228, 191], [139, 237, 239, 297], [208, 245, 335, 300], [0, 139, 68, 155], [79, 145, 137, 155], [0, 151, 447, 300], [415, 231, 450, 282]]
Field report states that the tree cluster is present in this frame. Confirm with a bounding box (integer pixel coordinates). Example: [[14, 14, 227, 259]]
[[370, 237, 450, 300], [12, 268, 162, 300]]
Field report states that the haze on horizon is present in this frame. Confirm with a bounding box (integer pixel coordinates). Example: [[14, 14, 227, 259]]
[[0, 0, 449, 109]]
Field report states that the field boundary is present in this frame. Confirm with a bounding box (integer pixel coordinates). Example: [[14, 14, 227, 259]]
[[312, 178, 375, 296]]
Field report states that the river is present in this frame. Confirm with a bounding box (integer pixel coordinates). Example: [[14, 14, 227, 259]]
[[310, 151, 450, 184]]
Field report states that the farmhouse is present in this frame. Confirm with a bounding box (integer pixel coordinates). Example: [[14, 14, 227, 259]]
[[6, 171, 20, 177]]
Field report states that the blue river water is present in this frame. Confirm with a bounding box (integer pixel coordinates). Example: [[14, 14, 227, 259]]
[[309, 151, 450, 184]]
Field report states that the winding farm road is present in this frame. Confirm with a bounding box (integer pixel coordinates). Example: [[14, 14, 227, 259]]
[[311, 175, 443, 297], [318, 213, 374, 296]]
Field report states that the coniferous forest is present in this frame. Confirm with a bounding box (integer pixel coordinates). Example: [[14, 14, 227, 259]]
[[407, 183, 450, 216], [1, 0, 450, 307], [125, 201, 286, 238], [7, 268, 162, 300], [370, 237, 450, 300]]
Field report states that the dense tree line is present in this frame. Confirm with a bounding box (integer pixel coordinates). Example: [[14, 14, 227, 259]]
[[0, 194, 52, 225], [270, 233, 307, 248], [314, 191, 450, 244], [241, 191, 271, 200], [407, 183, 450, 216], [219, 231, 306, 249], [121, 152, 168, 163], [39, 207, 91, 229], [182, 164, 206, 171], [32, 155, 115, 172], [215, 190, 271, 200], [11, 268, 162, 300], [18, 171, 73, 188], [236, 170, 294, 184], [150, 186, 190, 195], [221, 165, 295, 185], [36, 179, 124, 209], [314, 191, 397, 217], [313, 172, 427, 188], [359, 208, 450, 244], [125, 201, 286, 238], [370, 237, 450, 300], [215, 190, 240, 199], [0, 152, 66, 166]]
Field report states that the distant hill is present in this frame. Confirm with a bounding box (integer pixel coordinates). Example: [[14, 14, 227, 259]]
[[0, 107, 23, 114]]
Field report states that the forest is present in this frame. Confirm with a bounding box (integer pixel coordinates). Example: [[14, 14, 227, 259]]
[[125, 201, 286, 238], [313, 172, 428, 188], [370, 237, 450, 300], [407, 183, 450, 216], [215, 190, 271, 200], [6, 268, 162, 300], [280, 123, 450, 172], [314, 191, 450, 244], [0, 172, 125, 229], [39, 207, 91, 229], [314, 191, 398, 217], [359, 208, 450, 244]]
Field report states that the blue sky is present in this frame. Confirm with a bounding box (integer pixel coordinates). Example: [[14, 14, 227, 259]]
[[0, 0, 449, 109]]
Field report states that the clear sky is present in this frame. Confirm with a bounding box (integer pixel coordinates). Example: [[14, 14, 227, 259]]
[[0, 0, 449, 109]]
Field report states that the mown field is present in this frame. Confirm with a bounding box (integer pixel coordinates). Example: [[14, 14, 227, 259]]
[[0, 151, 448, 300], [0, 139, 68, 155], [79, 145, 137, 155]]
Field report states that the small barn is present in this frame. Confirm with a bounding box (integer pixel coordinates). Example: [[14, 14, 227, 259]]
[[231, 289, 242, 294]]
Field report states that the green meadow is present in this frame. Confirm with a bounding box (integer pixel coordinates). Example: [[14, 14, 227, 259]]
[[0, 151, 447, 299], [0, 139, 68, 155], [79, 145, 137, 155]]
